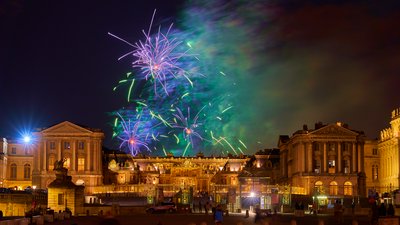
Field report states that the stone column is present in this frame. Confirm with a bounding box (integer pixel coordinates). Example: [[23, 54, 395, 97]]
[[93, 140, 98, 172], [58, 140, 62, 161], [360, 143, 364, 172], [323, 142, 327, 173], [307, 143, 312, 172], [86, 141, 91, 171], [72, 140, 76, 171], [42, 140, 47, 170], [338, 142, 342, 173], [352, 143, 356, 173], [357, 143, 364, 172]]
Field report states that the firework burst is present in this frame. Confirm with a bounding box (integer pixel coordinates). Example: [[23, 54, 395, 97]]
[[108, 9, 194, 96], [171, 106, 206, 150], [116, 112, 154, 156]]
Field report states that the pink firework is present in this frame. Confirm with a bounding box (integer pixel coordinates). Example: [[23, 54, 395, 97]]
[[108, 9, 193, 96]]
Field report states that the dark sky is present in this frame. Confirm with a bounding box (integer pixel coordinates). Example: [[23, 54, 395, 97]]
[[1, 0, 400, 151]]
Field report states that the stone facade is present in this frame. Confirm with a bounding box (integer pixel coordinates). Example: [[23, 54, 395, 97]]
[[278, 122, 370, 198], [31, 121, 104, 193], [379, 108, 400, 193]]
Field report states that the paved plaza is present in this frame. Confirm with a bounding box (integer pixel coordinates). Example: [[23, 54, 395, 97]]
[[42, 213, 374, 225]]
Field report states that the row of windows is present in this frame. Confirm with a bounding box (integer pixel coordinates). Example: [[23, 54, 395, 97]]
[[49, 141, 85, 150], [10, 163, 30, 179], [312, 142, 353, 151], [48, 157, 85, 171], [10, 147, 31, 155], [315, 181, 353, 196]]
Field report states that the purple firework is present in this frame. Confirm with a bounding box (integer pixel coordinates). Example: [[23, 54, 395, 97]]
[[171, 106, 206, 148], [108, 9, 193, 96], [116, 113, 152, 156]]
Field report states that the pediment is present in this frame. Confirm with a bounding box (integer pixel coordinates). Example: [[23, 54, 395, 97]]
[[41, 121, 93, 135], [310, 124, 359, 137]]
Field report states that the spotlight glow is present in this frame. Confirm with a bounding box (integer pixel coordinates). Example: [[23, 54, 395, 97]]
[[23, 136, 31, 143]]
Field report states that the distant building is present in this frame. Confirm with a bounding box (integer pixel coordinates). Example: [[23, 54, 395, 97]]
[[278, 122, 375, 206], [379, 108, 400, 194]]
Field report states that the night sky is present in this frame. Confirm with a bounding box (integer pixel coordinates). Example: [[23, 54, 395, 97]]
[[1, 0, 400, 153]]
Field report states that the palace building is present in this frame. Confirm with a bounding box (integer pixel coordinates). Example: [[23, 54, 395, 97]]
[[278, 122, 377, 201], [0, 108, 400, 212], [379, 108, 400, 193]]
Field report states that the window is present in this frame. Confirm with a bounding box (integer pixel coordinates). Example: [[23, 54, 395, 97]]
[[50, 142, 56, 150], [64, 142, 70, 150], [24, 164, 30, 179], [78, 141, 85, 150], [328, 160, 335, 173], [344, 181, 353, 195], [372, 149, 378, 155], [372, 165, 378, 180], [10, 163, 17, 179], [11, 147, 16, 154], [314, 181, 323, 194], [65, 157, 71, 169], [48, 157, 55, 170], [58, 193, 64, 205], [314, 159, 321, 173], [343, 159, 350, 173], [329, 181, 338, 195], [78, 158, 85, 171]]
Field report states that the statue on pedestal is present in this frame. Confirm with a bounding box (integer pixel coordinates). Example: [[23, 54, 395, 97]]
[[53, 158, 68, 176]]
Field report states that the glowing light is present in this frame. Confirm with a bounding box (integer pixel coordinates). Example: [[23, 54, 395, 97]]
[[23, 136, 31, 143], [250, 192, 255, 197]]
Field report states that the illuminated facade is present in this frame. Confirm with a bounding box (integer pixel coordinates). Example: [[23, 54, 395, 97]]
[[278, 122, 373, 199], [2, 111, 400, 206], [31, 121, 104, 193], [0, 138, 33, 189], [379, 108, 400, 193]]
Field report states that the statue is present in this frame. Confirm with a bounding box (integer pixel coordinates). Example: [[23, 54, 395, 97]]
[[53, 158, 66, 171]]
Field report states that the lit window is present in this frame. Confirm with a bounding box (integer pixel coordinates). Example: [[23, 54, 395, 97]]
[[10, 163, 17, 179], [314, 181, 323, 194], [49, 142, 56, 150], [78, 158, 85, 171], [344, 181, 353, 195], [65, 158, 71, 169], [24, 164, 30, 179], [49, 157, 55, 170], [328, 160, 335, 173]]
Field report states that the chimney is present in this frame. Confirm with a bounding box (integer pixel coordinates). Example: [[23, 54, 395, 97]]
[[303, 124, 308, 131]]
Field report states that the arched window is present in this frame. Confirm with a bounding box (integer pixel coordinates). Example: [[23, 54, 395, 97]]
[[329, 181, 338, 195], [24, 164, 30, 179], [344, 181, 353, 195], [315, 181, 323, 194], [10, 163, 17, 179]]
